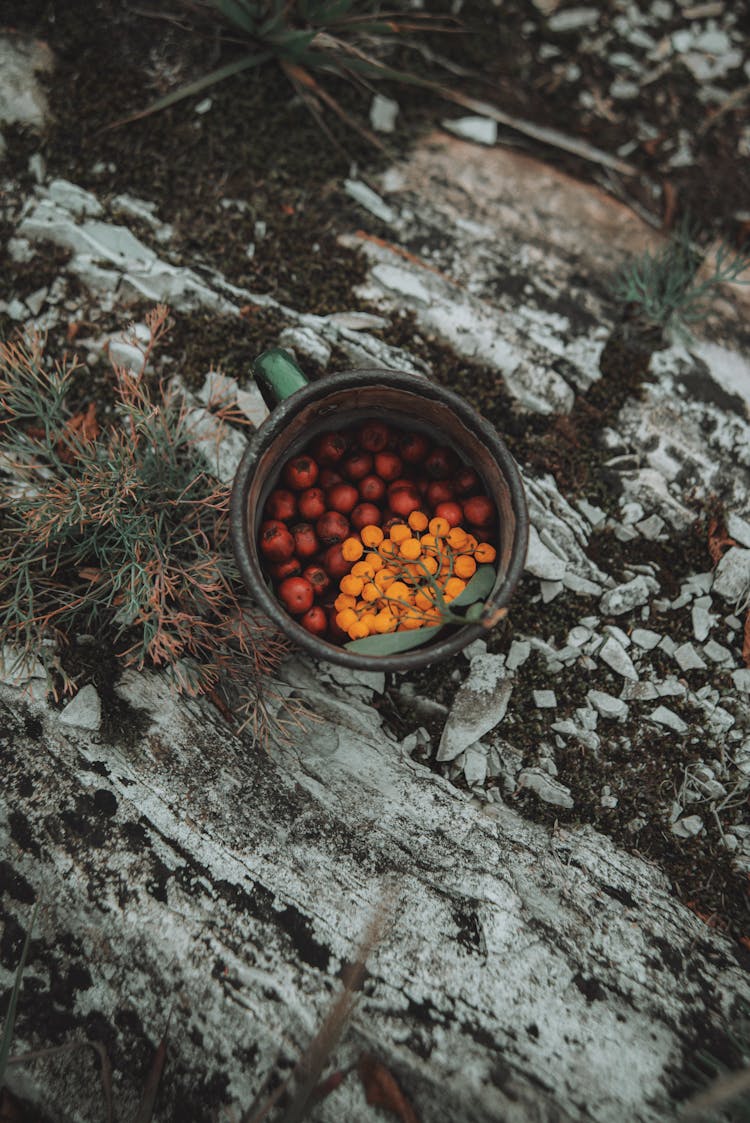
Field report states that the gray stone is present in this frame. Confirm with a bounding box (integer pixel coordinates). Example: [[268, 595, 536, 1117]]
[[562, 572, 603, 596], [188, 408, 248, 483], [506, 640, 531, 671], [278, 325, 331, 368], [731, 669, 750, 693], [1, 644, 45, 688], [59, 684, 102, 731], [24, 285, 48, 316], [551, 721, 600, 752], [587, 690, 629, 721], [28, 151, 45, 183], [671, 815, 704, 838], [236, 384, 270, 428], [691, 596, 716, 642], [437, 654, 512, 761], [635, 514, 666, 540], [620, 681, 660, 701], [47, 178, 103, 216], [548, 6, 599, 31], [632, 628, 662, 650], [603, 624, 632, 649], [610, 79, 640, 100], [713, 548, 750, 604], [702, 639, 733, 664], [576, 499, 606, 528], [0, 36, 53, 129], [599, 636, 638, 681], [344, 179, 396, 224], [525, 526, 567, 581], [518, 767, 575, 808], [649, 706, 688, 733], [540, 579, 564, 602], [655, 677, 686, 698], [441, 116, 498, 146], [370, 93, 399, 134], [533, 690, 557, 709], [726, 513, 750, 549], [658, 636, 677, 656], [600, 576, 652, 617], [567, 625, 592, 648], [674, 643, 707, 672], [614, 523, 639, 542], [463, 743, 488, 787]]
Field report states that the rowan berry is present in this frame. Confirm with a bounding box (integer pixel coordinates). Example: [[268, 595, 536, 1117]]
[[434, 501, 463, 528], [343, 452, 373, 481], [265, 488, 297, 521], [373, 608, 397, 633], [474, 542, 497, 563], [408, 510, 429, 532], [359, 475, 387, 503], [428, 517, 451, 538], [399, 537, 422, 560], [327, 483, 359, 515], [463, 495, 495, 528], [292, 523, 318, 558], [351, 503, 381, 530], [316, 510, 349, 546], [374, 451, 403, 482], [284, 455, 319, 491], [341, 537, 364, 562], [312, 432, 347, 465], [278, 576, 314, 615], [260, 520, 295, 562], [336, 608, 358, 631], [359, 421, 391, 452], [390, 524, 412, 545], [299, 605, 328, 635], [360, 524, 384, 547], [348, 620, 370, 640], [454, 555, 477, 579], [298, 487, 327, 521], [340, 574, 364, 597], [444, 576, 466, 600], [398, 432, 430, 464]]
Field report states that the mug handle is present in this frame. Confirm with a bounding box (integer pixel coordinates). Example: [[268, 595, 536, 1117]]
[[253, 348, 309, 410]]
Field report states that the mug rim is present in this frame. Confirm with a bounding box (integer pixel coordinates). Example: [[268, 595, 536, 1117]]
[[230, 367, 529, 672]]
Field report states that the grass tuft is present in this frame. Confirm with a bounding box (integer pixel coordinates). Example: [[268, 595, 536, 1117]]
[[0, 306, 295, 744]]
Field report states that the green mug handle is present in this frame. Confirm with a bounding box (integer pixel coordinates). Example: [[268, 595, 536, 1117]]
[[253, 348, 309, 409]]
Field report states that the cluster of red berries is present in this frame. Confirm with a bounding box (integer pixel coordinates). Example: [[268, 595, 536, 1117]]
[[258, 420, 496, 642]]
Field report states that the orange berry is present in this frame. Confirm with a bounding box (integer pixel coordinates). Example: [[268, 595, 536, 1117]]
[[340, 574, 364, 597], [374, 568, 397, 591], [464, 534, 479, 553], [399, 537, 422, 560], [348, 620, 370, 639], [474, 542, 497, 563], [360, 612, 378, 633], [444, 577, 466, 599], [385, 580, 410, 603], [373, 608, 397, 633], [420, 555, 438, 575], [341, 537, 364, 562], [390, 524, 412, 545], [379, 539, 397, 558], [351, 560, 374, 578], [368, 552, 384, 572], [362, 580, 381, 602], [401, 614, 425, 630], [446, 527, 469, 551], [408, 510, 429, 532], [454, 555, 477, 579], [415, 589, 436, 611], [361, 524, 384, 547], [334, 593, 357, 611], [429, 517, 450, 538], [420, 533, 437, 551], [336, 608, 357, 630]]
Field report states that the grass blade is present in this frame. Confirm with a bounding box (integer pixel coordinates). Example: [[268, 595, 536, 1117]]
[[0, 902, 38, 1088], [131, 1015, 170, 1123]]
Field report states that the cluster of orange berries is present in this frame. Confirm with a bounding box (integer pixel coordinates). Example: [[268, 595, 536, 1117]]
[[333, 511, 497, 641]]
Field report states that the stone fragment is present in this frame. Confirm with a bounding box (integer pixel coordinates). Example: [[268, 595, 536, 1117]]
[[702, 639, 733, 664], [600, 576, 651, 617], [713, 548, 750, 603], [59, 684, 102, 731], [463, 743, 488, 787], [631, 628, 661, 650], [610, 79, 640, 100], [566, 626, 592, 648], [649, 706, 688, 733], [551, 721, 600, 752], [533, 690, 556, 709], [731, 669, 750, 693], [370, 93, 399, 134], [1, 645, 45, 687], [587, 690, 629, 720], [0, 36, 53, 129], [188, 409, 248, 483], [726, 513, 750, 549], [614, 524, 639, 543], [603, 624, 631, 648], [441, 116, 498, 146], [562, 572, 603, 596], [343, 179, 395, 225], [47, 178, 103, 216], [671, 815, 703, 838], [674, 643, 707, 672], [525, 526, 567, 581], [437, 654, 512, 761], [576, 499, 606, 528], [518, 768, 574, 808], [278, 325, 331, 368], [691, 596, 716, 642], [599, 636, 638, 681], [548, 6, 599, 31], [505, 641, 530, 672], [658, 636, 677, 656], [635, 514, 666, 540], [620, 681, 659, 701]]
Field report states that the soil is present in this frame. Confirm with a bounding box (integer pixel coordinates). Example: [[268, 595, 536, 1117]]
[[1, 0, 750, 1112]]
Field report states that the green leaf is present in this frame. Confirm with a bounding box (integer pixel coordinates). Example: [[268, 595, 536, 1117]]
[[0, 901, 38, 1087], [270, 29, 318, 56], [464, 601, 484, 621], [216, 0, 260, 34], [451, 565, 496, 608], [345, 624, 443, 655]]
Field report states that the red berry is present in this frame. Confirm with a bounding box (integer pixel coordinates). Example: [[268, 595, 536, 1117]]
[[284, 455, 319, 491], [322, 543, 353, 580], [259, 520, 295, 562], [426, 480, 455, 508], [278, 576, 314, 615], [359, 475, 386, 503], [326, 483, 359, 515], [389, 488, 421, 518], [463, 495, 495, 527], [425, 446, 458, 480], [415, 476, 429, 496], [299, 605, 328, 636], [474, 527, 495, 543], [298, 487, 327, 521], [319, 468, 344, 489], [269, 557, 302, 581], [374, 451, 403, 482], [327, 609, 349, 644], [399, 432, 430, 464], [343, 452, 373, 482], [316, 510, 350, 545], [387, 478, 415, 495], [302, 565, 330, 597], [312, 432, 347, 465], [434, 501, 463, 528], [455, 467, 480, 496], [351, 502, 382, 530], [359, 421, 391, 452], [265, 488, 297, 521], [292, 523, 319, 559]]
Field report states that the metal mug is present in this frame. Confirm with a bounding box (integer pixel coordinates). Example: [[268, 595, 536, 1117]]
[[230, 349, 528, 672]]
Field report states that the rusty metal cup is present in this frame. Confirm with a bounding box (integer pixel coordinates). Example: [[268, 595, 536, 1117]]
[[230, 350, 528, 672]]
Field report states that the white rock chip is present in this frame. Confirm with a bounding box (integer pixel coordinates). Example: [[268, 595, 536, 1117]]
[[533, 690, 557, 709], [649, 706, 688, 733], [370, 94, 399, 134], [631, 628, 661, 650], [562, 572, 603, 596], [691, 596, 716, 642], [437, 654, 512, 761], [726, 513, 750, 549], [518, 768, 574, 808], [587, 690, 629, 720], [599, 636, 638, 681], [441, 116, 498, 146], [671, 815, 704, 838], [712, 548, 750, 604], [702, 639, 733, 664], [731, 669, 750, 693], [621, 681, 659, 701], [463, 743, 489, 787], [0, 36, 53, 129], [59, 684, 102, 731], [674, 642, 707, 672], [278, 325, 331, 368], [525, 525, 567, 581], [635, 514, 666, 540], [548, 6, 599, 31], [344, 179, 396, 225], [506, 640, 531, 671], [1, 645, 45, 688], [600, 576, 652, 616]]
